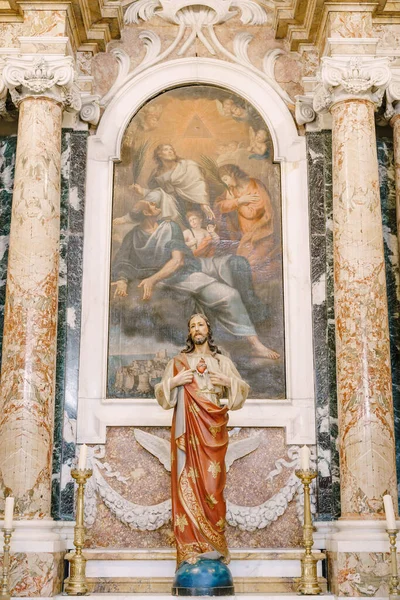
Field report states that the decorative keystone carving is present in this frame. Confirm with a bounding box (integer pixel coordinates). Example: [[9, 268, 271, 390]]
[[101, 1, 293, 109], [295, 95, 316, 126], [125, 0, 267, 26], [124, 0, 267, 56], [313, 56, 391, 114], [2, 56, 82, 111]]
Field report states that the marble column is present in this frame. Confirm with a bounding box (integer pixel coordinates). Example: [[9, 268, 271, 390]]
[[0, 56, 80, 518], [314, 56, 397, 519]]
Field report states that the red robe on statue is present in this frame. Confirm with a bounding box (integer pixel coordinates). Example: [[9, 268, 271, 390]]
[[155, 352, 249, 566]]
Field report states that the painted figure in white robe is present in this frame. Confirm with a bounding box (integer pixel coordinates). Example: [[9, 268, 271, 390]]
[[132, 144, 215, 226]]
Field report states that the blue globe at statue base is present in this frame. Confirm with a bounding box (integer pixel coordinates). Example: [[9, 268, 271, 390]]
[[172, 557, 234, 596]]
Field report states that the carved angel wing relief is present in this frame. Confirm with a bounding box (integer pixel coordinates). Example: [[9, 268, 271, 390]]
[[133, 428, 171, 471], [133, 428, 261, 472]]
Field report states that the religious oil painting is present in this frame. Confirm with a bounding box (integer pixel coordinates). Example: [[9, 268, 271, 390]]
[[108, 85, 285, 399]]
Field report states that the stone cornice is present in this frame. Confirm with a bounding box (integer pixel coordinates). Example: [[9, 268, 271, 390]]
[[0, 0, 123, 53], [2, 55, 81, 110], [272, 1, 400, 52], [313, 55, 391, 113]]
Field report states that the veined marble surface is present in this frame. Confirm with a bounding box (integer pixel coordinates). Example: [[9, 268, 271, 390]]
[[377, 137, 400, 503], [307, 131, 339, 521], [0, 129, 87, 521], [0, 135, 17, 362], [52, 130, 88, 521], [308, 129, 400, 520], [332, 100, 396, 517], [0, 98, 63, 518], [0, 551, 63, 597]]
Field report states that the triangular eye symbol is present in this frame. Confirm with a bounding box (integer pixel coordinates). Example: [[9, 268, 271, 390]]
[[184, 114, 213, 138]]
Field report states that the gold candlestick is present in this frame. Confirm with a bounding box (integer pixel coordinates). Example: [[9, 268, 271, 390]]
[[295, 469, 321, 595], [0, 528, 13, 600], [387, 529, 400, 599], [64, 469, 93, 596]]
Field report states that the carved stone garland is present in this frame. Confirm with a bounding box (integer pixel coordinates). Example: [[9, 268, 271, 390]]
[[83, 440, 316, 533]]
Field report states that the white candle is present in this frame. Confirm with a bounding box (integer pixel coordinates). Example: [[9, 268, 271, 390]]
[[300, 445, 310, 471], [78, 444, 87, 471], [4, 497, 14, 529], [383, 494, 397, 530]]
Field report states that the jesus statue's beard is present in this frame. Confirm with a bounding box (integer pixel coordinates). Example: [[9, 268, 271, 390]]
[[193, 335, 207, 346]]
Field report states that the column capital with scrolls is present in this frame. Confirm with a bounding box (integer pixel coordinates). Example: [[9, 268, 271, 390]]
[[2, 55, 81, 111], [313, 55, 391, 115]]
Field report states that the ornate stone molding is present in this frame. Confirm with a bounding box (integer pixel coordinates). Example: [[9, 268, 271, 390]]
[[385, 75, 400, 123], [313, 56, 391, 114], [0, 57, 15, 121], [80, 94, 101, 125], [295, 95, 316, 126], [2, 56, 81, 111], [101, 1, 293, 108], [124, 0, 268, 28], [0, 76, 9, 120], [124, 0, 268, 59]]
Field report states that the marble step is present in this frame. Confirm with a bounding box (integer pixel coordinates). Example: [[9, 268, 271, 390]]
[[73, 548, 326, 578], [84, 575, 327, 594], [78, 549, 326, 561], [65, 549, 327, 594], [34, 595, 335, 600]]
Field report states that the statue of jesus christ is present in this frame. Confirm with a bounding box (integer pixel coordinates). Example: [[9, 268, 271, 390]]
[[154, 313, 249, 571]]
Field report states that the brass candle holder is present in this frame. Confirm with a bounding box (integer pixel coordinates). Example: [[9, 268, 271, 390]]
[[0, 528, 13, 600], [387, 529, 400, 599], [64, 469, 93, 596], [295, 469, 321, 595]]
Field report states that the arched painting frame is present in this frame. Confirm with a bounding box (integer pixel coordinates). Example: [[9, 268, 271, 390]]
[[78, 59, 314, 445], [108, 84, 285, 399]]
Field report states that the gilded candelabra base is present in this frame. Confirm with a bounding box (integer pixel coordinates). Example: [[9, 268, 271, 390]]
[[0, 529, 13, 600], [64, 550, 88, 596], [298, 553, 321, 595], [387, 529, 400, 600], [295, 469, 321, 596], [64, 469, 92, 596]]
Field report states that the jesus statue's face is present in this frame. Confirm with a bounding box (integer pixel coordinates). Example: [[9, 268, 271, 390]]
[[189, 315, 209, 346]]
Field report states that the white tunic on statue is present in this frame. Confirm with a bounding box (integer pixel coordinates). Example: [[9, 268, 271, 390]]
[[155, 353, 249, 411]]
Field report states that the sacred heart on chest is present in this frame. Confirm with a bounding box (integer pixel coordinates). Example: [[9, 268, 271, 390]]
[[196, 358, 208, 376]]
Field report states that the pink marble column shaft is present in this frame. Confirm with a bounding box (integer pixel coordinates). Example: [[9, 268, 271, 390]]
[[331, 98, 397, 518], [0, 96, 62, 518]]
